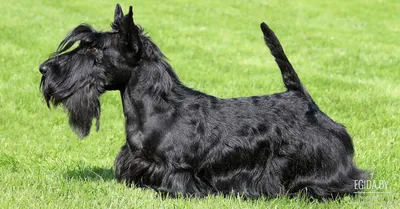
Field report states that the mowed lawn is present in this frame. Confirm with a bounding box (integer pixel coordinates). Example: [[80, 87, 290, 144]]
[[0, 0, 399, 208]]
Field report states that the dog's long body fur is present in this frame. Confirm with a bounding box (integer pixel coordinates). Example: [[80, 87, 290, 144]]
[[39, 5, 368, 199]]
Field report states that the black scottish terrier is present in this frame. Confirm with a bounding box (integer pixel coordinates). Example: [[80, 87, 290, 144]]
[[39, 4, 368, 199]]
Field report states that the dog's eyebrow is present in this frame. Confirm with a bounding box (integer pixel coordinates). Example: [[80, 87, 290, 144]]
[[53, 24, 97, 56]]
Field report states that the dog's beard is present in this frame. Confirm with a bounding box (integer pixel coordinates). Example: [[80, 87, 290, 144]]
[[40, 75, 103, 139], [64, 84, 101, 138]]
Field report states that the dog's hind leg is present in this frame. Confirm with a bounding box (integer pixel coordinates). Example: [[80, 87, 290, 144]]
[[287, 156, 369, 199]]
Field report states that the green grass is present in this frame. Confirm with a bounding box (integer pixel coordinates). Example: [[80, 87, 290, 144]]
[[1, 0, 399, 208]]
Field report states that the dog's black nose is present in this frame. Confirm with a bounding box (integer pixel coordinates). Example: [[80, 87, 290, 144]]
[[39, 65, 49, 74]]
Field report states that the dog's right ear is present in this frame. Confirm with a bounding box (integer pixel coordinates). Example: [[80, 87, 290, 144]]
[[121, 6, 141, 55], [114, 4, 124, 21], [111, 5, 141, 55]]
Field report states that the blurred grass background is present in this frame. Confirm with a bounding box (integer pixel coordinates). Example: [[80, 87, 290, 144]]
[[0, 0, 399, 208]]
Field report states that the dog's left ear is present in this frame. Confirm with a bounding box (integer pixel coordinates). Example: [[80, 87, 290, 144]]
[[114, 4, 124, 21]]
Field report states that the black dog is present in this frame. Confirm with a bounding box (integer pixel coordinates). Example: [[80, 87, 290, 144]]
[[39, 4, 368, 199]]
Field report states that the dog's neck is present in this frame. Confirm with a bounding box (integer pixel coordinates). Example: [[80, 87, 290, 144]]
[[119, 35, 201, 145]]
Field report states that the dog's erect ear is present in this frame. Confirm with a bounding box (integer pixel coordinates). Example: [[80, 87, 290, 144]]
[[114, 4, 124, 21], [120, 6, 141, 54], [112, 6, 141, 54]]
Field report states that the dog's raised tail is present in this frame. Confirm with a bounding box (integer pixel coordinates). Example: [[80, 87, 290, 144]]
[[260, 22, 310, 98]]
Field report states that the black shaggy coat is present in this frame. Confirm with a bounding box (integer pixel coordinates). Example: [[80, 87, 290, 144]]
[[39, 4, 368, 199], [113, 16, 367, 199]]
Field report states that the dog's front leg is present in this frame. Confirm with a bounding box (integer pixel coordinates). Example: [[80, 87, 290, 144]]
[[114, 144, 136, 185]]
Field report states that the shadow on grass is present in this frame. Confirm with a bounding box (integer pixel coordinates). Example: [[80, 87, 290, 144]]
[[64, 166, 114, 182]]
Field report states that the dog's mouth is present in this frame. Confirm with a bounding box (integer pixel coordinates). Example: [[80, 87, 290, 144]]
[[40, 76, 52, 108], [40, 76, 63, 108], [40, 74, 78, 108]]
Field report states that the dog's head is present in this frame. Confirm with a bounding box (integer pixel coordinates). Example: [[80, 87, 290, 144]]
[[39, 4, 142, 138]]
